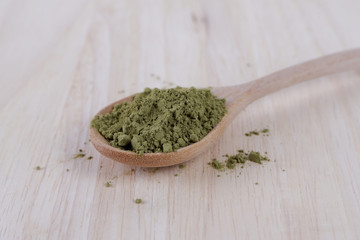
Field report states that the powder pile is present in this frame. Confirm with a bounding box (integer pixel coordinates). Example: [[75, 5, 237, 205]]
[[91, 87, 226, 155]]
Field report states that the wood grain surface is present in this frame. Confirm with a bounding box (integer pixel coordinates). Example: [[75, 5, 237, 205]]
[[1, 0, 360, 239]]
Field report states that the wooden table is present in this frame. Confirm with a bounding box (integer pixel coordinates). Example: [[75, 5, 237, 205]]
[[1, 0, 360, 239]]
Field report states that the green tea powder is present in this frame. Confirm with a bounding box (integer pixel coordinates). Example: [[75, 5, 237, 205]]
[[91, 87, 226, 154]]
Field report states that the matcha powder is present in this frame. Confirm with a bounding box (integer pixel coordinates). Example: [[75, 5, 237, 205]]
[[91, 87, 226, 154]]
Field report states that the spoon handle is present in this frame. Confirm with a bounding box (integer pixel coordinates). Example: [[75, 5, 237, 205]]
[[224, 48, 360, 112], [248, 48, 360, 102]]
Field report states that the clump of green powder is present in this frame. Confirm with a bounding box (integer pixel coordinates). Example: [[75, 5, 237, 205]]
[[73, 153, 86, 159], [135, 199, 142, 204], [91, 87, 226, 155], [225, 151, 247, 169], [245, 128, 269, 137], [248, 151, 267, 164], [208, 158, 225, 171], [209, 150, 270, 171], [245, 130, 259, 136]]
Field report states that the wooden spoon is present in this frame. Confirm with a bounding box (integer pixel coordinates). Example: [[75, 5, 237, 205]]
[[90, 49, 360, 167]]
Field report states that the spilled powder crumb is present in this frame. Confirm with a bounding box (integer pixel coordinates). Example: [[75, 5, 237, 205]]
[[208, 158, 225, 171], [245, 128, 270, 137], [73, 153, 86, 159]]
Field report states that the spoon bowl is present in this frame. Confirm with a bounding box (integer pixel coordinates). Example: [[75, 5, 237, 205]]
[[90, 95, 236, 167], [90, 49, 360, 167]]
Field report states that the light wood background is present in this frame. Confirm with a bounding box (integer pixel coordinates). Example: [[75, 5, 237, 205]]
[[1, 0, 360, 239]]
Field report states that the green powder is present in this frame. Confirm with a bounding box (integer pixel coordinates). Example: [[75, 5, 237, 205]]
[[73, 153, 85, 159], [135, 199, 142, 204], [245, 128, 270, 137], [225, 153, 246, 169], [248, 151, 263, 164], [91, 87, 226, 154], [208, 158, 225, 171], [209, 150, 270, 172]]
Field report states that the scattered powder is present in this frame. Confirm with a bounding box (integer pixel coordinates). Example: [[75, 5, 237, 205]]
[[245, 131, 259, 136], [208, 158, 225, 171], [178, 164, 185, 169], [262, 128, 269, 133], [245, 128, 270, 137], [73, 153, 86, 159], [135, 199, 142, 204], [209, 150, 270, 172], [35, 166, 41, 170], [105, 181, 112, 187]]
